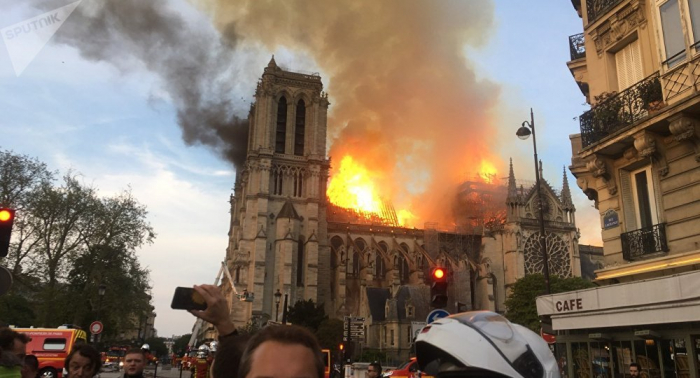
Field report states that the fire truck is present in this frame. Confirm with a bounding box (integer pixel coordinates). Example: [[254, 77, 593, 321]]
[[16, 326, 88, 378]]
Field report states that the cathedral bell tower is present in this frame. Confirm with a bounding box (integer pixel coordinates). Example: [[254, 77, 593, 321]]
[[226, 57, 331, 327]]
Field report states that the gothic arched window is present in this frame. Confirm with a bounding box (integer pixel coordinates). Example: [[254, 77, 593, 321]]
[[275, 97, 287, 153], [294, 100, 305, 156], [377, 242, 388, 278], [297, 236, 305, 286]]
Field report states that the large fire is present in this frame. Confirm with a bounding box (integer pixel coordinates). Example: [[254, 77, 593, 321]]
[[327, 154, 501, 229], [327, 155, 416, 227]]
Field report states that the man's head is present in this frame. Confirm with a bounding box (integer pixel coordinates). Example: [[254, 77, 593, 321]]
[[65, 344, 101, 378], [630, 362, 641, 377], [22, 355, 39, 378], [124, 348, 147, 377], [0, 327, 31, 360], [367, 362, 382, 378], [239, 325, 324, 378]]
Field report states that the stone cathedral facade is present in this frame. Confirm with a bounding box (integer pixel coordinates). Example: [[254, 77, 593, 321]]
[[218, 60, 583, 360]]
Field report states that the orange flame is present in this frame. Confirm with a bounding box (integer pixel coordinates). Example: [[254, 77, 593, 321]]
[[478, 160, 498, 184], [327, 155, 415, 227]]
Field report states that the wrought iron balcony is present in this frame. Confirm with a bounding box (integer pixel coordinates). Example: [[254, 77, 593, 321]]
[[579, 72, 663, 148], [587, 0, 623, 23], [569, 33, 586, 60], [621, 223, 669, 261]]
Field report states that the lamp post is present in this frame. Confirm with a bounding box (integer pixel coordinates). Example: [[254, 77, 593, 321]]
[[274, 289, 282, 322], [517, 108, 551, 294], [96, 284, 106, 343]]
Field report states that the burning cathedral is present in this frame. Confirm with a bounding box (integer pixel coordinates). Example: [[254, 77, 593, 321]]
[[220, 59, 582, 360]]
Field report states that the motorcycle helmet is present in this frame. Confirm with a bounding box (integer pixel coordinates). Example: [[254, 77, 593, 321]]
[[415, 311, 560, 378]]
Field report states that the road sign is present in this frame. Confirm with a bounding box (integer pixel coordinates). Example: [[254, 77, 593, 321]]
[[89, 321, 104, 335], [426, 309, 450, 324]]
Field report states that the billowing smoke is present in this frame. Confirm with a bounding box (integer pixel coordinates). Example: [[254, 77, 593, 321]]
[[201, 0, 502, 225], [38, 0, 249, 169]]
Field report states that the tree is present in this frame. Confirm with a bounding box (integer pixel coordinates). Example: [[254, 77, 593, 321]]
[[504, 274, 595, 332], [173, 334, 192, 355], [0, 149, 155, 332], [286, 299, 328, 332], [145, 337, 168, 358], [314, 318, 344, 351]]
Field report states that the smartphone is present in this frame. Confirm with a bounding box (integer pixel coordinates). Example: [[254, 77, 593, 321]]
[[171, 287, 207, 310]]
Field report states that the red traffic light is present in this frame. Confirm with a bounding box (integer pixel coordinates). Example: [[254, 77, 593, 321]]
[[432, 267, 445, 280], [0, 209, 13, 222]]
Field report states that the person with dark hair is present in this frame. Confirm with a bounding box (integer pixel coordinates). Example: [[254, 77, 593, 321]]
[[189, 284, 251, 378], [238, 325, 324, 378], [629, 362, 641, 377], [123, 348, 147, 378], [367, 362, 382, 378], [0, 327, 31, 378], [64, 344, 101, 378], [0, 328, 30, 360], [21, 356, 38, 378]]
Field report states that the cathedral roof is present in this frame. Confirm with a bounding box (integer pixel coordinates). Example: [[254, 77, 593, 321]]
[[278, 200, 300, 220]]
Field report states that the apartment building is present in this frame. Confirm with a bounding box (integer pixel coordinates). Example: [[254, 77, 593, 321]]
[[536, 1, 700, 377]]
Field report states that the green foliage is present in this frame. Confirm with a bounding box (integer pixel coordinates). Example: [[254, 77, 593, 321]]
[[173, 334, 192, 355], [0, 148, 155, 337], [314, 318, 344, 350], [357, 349, 387, 364], [286, 299, 328, 331], [504, 274, 595, 332]]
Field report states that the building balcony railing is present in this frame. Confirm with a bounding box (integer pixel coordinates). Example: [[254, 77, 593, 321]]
[[569, 33, 586, 60], [579, 72, 663, 148], [587, 0, 623, 24], [621, 223, 669, 261]]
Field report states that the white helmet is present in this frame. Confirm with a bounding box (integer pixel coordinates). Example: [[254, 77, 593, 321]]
[[415, 311, 560, 378], [209, 341, 218, 353], [141, 344, 150, 351]]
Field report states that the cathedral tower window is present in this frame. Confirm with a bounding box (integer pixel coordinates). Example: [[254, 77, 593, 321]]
[[297, 236, 305, 286], [294, 100, 306, 156], [275, 97, 287, 153], [293, 169, 304, 197]]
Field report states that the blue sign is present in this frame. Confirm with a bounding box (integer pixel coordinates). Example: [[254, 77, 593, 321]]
[[603, 209, 619, 229], [426, 309, 450, 324]]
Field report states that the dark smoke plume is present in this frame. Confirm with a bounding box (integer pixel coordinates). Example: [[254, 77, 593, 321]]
[[38, 0, 249, 169], [201, 0, 502, 225]]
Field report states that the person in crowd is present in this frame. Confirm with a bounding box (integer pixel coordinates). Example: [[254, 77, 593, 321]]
[[21, 355, 38, 378], [0, 328, 31, 378], [123, 348, 147, 378], [64, 344, 101, 378], [367, 362, 382, 378], [189, 284, 251, 378], [629, 362, 641, 378], [237, 324, 324, 378]]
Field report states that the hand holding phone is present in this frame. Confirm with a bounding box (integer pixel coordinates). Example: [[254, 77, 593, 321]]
[[171, 287, 208, 311]]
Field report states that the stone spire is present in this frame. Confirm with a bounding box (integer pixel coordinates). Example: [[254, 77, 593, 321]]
[[561, 166, 575, 211], [268, 55, 278, 68], [506, 158, 519, 205]]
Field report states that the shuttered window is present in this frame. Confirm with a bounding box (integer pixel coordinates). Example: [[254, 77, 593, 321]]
[[620, 166, 659, 231], [615, 39, 643, 90]]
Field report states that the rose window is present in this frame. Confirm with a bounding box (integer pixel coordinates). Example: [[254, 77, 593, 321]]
[[523, 232, 571, 278]]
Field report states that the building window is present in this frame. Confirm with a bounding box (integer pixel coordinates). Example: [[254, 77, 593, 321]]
[[406, 305, 414, 318], [614, 39, 643, 90], [621, 165, 659, 231], [384, 326, 387, 345], [297, 236, 305, 286], [390, 329, 394, 346], [656, 0, 700, 67], [272, 168, 283, 195], [294, 100, 305, 156], [275, 97, 287, 153], [235, 267, 240, 283]]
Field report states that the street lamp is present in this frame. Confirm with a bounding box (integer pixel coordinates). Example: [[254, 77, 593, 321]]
[[517, 108, 551, 294], [274, 289, 282, 322]]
